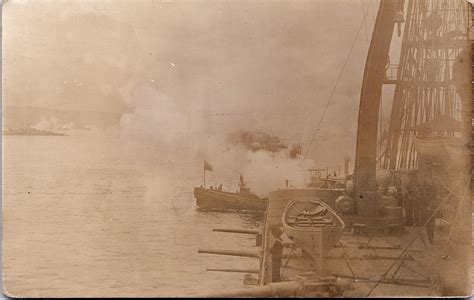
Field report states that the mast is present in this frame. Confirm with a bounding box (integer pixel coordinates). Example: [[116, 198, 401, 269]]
[[353, 0, 397, 215], [382, 0, 470, 170]]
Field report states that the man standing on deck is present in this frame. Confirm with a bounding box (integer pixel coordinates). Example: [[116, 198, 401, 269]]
[[424, 189, 441, 243], [404, 185, 417, 226], [269, 227, 284, 282]]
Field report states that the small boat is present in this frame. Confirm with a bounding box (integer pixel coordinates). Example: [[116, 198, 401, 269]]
[[282, 198, 344, 260], [194, 184, 268, 212], [413, 135, 469, 165], [196, 162, 267, 212]]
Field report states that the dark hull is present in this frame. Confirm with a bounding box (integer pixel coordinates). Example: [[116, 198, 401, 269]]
[[194, 187, 267, 212], [3, 132, 65, 136]]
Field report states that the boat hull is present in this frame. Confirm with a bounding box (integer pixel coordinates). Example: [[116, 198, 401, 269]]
[[413, 135, 469, 166], [283, 226, 344, 258], [282, 199, 345, 260], [194, 187, 268, 212]]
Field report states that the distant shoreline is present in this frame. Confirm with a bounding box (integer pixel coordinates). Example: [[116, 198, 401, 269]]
[[3, 128, 66, 136]]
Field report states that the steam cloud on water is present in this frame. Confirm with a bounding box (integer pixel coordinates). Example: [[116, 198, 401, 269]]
[[120, 85, 315, 199]]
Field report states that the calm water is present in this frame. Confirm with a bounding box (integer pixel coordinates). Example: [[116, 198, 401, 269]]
[[3, 135, 261, 297]]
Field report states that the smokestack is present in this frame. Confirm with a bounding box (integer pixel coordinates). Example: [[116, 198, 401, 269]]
[[344, 156, 351, 177]]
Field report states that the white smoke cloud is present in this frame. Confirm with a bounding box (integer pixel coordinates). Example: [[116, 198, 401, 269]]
[[32, 116, 75, 131], [119, 85, 316, 199], [242, 151, 314, 196]]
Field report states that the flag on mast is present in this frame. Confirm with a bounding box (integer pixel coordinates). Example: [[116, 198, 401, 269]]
[[204, 160, 214, 172]]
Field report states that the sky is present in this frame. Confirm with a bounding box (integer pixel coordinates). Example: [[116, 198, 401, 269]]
[[3, 0, 383, 164]]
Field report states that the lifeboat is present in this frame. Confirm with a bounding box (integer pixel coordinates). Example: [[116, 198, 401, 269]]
[[282, 198, 345, 261]]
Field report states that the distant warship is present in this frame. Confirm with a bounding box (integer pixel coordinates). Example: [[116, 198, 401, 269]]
[[3, 127, 65, 136]]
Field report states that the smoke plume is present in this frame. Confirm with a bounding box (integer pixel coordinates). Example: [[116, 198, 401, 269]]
[[227, 130, 288, 153], [119, 85, 316, 198], [32, 116, 76, 132]]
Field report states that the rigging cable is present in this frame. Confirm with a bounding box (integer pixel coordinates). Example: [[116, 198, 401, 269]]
[[360, 0, 370, 44], [365, 174, 471, 297], [371, 0, 377, 22], [304, 0, 374, 159]]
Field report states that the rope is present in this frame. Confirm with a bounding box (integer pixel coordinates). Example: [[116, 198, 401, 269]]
[[338, 241, 358, 279], [360, 0, 370, 45], [426, 175, 471, 295], [304, 0, 374, 159], [365, 174, 471, 296], [371, 0, 377, 22]]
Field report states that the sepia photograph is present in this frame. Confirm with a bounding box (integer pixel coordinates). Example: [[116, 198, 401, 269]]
[[2, 0, 472, 297]]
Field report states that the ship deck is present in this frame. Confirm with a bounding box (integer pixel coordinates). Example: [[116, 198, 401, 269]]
[[256, 189, 469, 297]]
